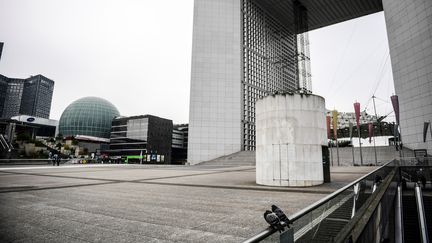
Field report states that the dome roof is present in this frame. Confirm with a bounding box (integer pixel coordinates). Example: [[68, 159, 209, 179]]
[[59, 97, 120, 138]]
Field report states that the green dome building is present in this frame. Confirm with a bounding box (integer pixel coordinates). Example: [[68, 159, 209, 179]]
[[59, 97, 120, 138]]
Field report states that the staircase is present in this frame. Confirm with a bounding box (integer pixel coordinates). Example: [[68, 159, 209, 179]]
[[402, 192, 421, 243], [0, 134, 13, 152], [197, 151, 256, 166]]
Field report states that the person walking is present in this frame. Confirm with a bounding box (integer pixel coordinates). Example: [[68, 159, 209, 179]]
[[56, 154, 60, 166], [52, 153, 57, 166]]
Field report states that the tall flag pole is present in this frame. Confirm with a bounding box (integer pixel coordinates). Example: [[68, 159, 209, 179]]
[[326, 116, 333, 166], [332, 110, 340, 166], [349, 121, 355, 166], [371, 95, 378, 165], [391, 95, 402, 157], [354, 102, 363, 165]]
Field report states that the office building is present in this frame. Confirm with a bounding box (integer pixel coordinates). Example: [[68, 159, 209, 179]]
[[189, 0, 432, 164], [20, 75, 54, 119], [326, 111, 375, 129], [0, 74, 54, 119], [109, 115, 173, 164], [189, 0, 311, 164], [0, 115, 58, 141], [172, 124, 188, 164]]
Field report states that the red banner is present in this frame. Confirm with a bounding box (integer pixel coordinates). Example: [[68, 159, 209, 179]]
[[368, 123, 374, 143], [391, 95, 400, 125], [326, 116, 331, 139], [354, 102, 361, 128]]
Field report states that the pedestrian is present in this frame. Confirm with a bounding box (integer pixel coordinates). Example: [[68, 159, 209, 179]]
[[56, 154, 60, 166], [52, 153, 57, 166]]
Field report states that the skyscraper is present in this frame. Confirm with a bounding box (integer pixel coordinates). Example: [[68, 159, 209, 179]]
[[189, 0, 432, 164], [188, 0, 311, 164], [0, 74, 54, 119], [19, 75, 54, 119], [0, 75, 25, 119]]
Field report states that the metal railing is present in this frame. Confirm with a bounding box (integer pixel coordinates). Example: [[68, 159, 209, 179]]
[[244, 158, 432, 243], [243, 161, 395, 243]]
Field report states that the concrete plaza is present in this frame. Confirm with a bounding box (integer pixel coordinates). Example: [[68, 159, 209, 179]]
[[0, 164, 375, 243]]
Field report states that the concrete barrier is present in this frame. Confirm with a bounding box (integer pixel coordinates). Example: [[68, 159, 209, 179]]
[[329, 146, 413, 166]]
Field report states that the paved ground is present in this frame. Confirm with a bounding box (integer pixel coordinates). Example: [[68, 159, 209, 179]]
[[0, 164, 376, 243]]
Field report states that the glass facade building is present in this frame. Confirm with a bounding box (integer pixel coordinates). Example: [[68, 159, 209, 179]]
[[59, 97, 120, 139], [242, 0, 309, 150], [172, 124, 188, 164], [20, 75, 54, 119], [109, 115, 173, 164], [0, 74, 53, 119]]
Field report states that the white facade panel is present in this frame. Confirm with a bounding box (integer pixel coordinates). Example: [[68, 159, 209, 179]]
[[188, 0, 242, 164], [383, 0, 432, 153]]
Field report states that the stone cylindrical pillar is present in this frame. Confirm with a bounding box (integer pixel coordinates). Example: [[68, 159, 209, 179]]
[[256, 93, 327, 187]]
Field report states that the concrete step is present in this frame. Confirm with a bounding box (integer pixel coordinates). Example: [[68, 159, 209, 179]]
[[198, 151, 256, 166]]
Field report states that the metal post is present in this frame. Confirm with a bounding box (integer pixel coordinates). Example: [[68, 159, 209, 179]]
[[351, 137, 355, 166], [351, 183, 360, 218], [358, 127, 363, 166], [336, 137, 340, 166], [415, 183, 429, 243], [372, 96, 378, 165], [395, 185, 404, 243], [329, 139, 334, 166]]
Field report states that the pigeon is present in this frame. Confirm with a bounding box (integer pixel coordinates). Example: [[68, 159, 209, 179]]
[[271, 205, 291, 227], [264, 210, 282, 231]]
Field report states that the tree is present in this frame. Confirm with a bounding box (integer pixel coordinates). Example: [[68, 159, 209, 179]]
[[34, 140, 44, 147], [56, 143, 62, 149]]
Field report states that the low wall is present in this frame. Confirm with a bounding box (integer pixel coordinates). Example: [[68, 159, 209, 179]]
[[329, 146, 413, 166]]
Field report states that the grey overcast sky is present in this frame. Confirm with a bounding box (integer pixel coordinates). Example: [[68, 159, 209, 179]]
[[0, 0, 395, 124]]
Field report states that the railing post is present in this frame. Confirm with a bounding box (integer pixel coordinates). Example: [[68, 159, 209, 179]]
[[415, 183, 429, 243], [395, 184, 404, 243]]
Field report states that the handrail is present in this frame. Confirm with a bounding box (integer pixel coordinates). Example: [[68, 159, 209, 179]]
[[242, 160, 394, 243], [415, 183, 429, 243], [289, 160, 393, 222], [395, 184, 404, 243], [334, 168, 397, 242], [242, 227, 277, 243]]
